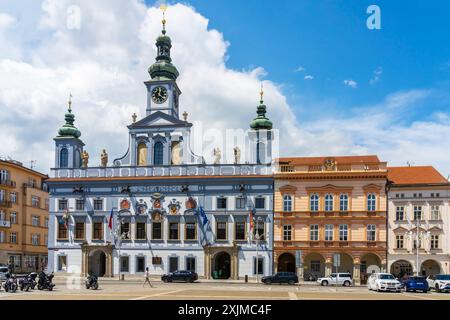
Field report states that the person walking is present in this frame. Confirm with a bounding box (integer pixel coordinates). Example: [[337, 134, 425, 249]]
[[143, 267, 154, 288]]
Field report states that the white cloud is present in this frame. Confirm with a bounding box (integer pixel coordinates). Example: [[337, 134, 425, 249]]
[[294, 66, 305, 72], [304, 75, 314, 80], [370, 67, 383, 84], [344, 79, 358, 88]]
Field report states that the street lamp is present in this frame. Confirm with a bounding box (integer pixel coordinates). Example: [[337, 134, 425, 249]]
[[113, 213, 129, 280], [407, 219, 431, 276], [253, 216, 263, 283]]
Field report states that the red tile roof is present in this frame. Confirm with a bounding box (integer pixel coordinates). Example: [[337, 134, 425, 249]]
[[277, 155, 381, 165], [388, 166, 448, 185]]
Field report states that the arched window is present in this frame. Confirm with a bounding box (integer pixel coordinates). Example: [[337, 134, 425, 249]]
[[310, 194, 319, 211], [153, 142, 164, 165], [59, 148, 68, 168], [325, 194, 334, 211], [257, 142, 266, 164], [367, 193, 376, 211], [283, 195, 292, 212], [339, 194, 348, 211], [0, 169, 9, 182], [137, 142, 147, 166]]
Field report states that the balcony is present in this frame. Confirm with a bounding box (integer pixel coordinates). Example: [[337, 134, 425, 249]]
[[0, 220, 11, 228], [0, 200, 12, 208], [0, 179, 16, 188]]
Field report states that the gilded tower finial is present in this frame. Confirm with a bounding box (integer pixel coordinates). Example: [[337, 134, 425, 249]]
[[160, 4, 167, 34], [68, 93, 73, 113], [259, 83, 264, 104]]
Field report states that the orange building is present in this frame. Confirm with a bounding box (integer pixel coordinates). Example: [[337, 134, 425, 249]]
[[0, 159, 49, 272], [274, 155, 388, 284]]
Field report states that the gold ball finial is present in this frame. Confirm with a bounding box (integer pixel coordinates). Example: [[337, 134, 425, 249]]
[[68, 93, 73, 112], [259, 83, 264, 104], [182, 111, 188, 121], [160, 4, 167, 33]]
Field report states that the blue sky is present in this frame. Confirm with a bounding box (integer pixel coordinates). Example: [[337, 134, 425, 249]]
[[151, 0, 450, 122]]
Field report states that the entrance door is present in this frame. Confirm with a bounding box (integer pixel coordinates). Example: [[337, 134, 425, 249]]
[[213, 252, 231, 279], [278, 253, 295, 273], [89, 251, 106, 276], [169, 257, 179, 273]]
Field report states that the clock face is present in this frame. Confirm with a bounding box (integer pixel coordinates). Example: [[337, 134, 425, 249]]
[[151, 86, 168, 104]]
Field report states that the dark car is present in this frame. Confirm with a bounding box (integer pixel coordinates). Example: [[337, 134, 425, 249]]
[[161, 270, 198, 283], [261, 272, 298, 285], [404, 276, 429, 293]]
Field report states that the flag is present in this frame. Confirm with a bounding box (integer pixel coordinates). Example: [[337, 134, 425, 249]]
[[249, 206, 255, 234], [108, 208, 114, 230], [198, 206, 208, 226]]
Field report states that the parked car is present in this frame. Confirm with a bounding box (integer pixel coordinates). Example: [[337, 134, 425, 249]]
[[403, 276, 429, 293], [367, 273, 402, 292], [161, 270, 198, 283], [0, 266, 10, 281], [261, 272, 298, 285], [303, 271, 320, 282], [427, 274, 450, 293], [317, 273, 352, 286]]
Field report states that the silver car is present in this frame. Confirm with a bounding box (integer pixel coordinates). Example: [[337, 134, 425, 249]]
[[0, 266, 10, 281], [317, 273, 353, 286]]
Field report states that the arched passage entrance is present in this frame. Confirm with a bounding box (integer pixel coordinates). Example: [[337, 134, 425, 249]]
[[303, 252, 325, 279], [390, 260, 413, 278], [277, 253, 295, 273], [421, 260, 441, 276], [88, 250, 106, 277], [337, 253, 354, 274], [360, 253, 382, 284], [212, 252, 231, 279]]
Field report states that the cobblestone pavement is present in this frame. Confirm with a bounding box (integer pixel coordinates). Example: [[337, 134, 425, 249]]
[[1, 279, 450, 300]]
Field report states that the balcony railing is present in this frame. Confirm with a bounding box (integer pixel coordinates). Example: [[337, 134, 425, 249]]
[[0, 179, 16, 188], [0, 220, 11, 228]]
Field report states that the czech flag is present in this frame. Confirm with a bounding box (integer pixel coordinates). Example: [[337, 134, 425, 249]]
[[198, 206, 208, 226], [108, 208, 114, 230], [249, 206, 255, 234]]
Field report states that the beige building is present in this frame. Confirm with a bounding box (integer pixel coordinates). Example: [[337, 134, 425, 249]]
[[0, 159, 49, 272], [274, 155, 388, 285], [387, 166, 450, 277]]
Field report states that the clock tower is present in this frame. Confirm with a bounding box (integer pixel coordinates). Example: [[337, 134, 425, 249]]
[[145, 11, 181, 118]]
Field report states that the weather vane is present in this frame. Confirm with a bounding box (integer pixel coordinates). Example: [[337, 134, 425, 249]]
[[260, 83, 264, 103], [68, 93, 73, 112], [160, 3, 167, 33]]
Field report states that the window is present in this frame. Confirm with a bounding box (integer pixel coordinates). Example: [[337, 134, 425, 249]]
[[283, 195, 292, 212], [44, 217, 49, 228], [414, 206, 422, 221], [10, 192, 17, 204], [58, 199, 68, 211], [0, 231, 5, 243], [10, 232, 17, 244], [283, 225, 292, 241], [44, 235, 48, 245], [216, 197, 227, 209], [339, 224, 348, 241], [58, 255, 67, 271], [310, 194, 319, 211], [367, 224, 376, 241], [325, 224, 334, 241], [152, 222, 162, 240], [75, 222, 85, 239], [121, 222, 130, 240], [136, 257, 145, 273], [234, 221, 246, 240], [396, 235, 404, 249], [169, 256, 178, 273], [153, 141, 164, 165], [58, 223, 67, 239], [136, 222, 146, 240], [395, 207, 404, 221], [0, 169, 9, 181], [431, 235, 439, 249], [311, 261, 321, 273], [235, 197, 246, 210], [137, 142, 148, 166], [413, 239, 422, 249], [0, 189, 5, 201], [31, 234, 40, 246], [325, 194, 334, 211], [120, 256, 129, 272], [253, 257, 264, 275], [60, 148, 69, 168], [75, 199, 85, 211], [367, 193, 376, 211], [254, 219, 265, 240], [93, 199, 103, 211], [216, 221, 227, 240], [31, 196, 40, 208], [255, 197, 265, 209], [32, 216, 40, 227], [0, 210, 4, 221], [186, 257, 196, 272], [431, 205, 441, 220], [256, 142, 266, 164], [310, 224, 319, 241], [185, 221, 196, 240], [92, 222, 103, 240], [339, 194, 348, 211], [10, 212, 17, 224], [169, 222, 179, 240]]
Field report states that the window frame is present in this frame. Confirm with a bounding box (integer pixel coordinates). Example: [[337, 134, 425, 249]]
[[339, 224, 348, 241], [152, 222, 162, 240], [395, 206, 405, 221], [325, 194, 334, 212], [325, 224, 334, 241], [234, 220, 246, 241], [310, 194, 319, 212], [367, 193, 376, 211], [136, 222, 147, 240], [216, 220, 228, 241], [75, 222, 85, 240], [310, 224, 319, 241], [366, 224, 376, 241], [185, 221, 197, 241], [168, 222, 180, 240], [283, 224, 292, 241], [396, 235, 404, 249], [92, 222, 103, 240], [283, 194, 292, 212], [216, 197, 227, 210], [339, 194, 348, 211]]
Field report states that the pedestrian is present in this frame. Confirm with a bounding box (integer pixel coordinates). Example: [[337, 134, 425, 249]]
[[143, 267, 154, 288]]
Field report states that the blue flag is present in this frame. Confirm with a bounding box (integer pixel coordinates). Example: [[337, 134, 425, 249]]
[[198, 206, 208, 226]]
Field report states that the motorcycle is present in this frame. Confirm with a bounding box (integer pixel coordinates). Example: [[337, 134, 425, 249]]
[[19, 272, 38, 291], [85, 274, 99, 290], [29, 272, 38, 289], [37, 271, 55, 291], [3, 274, 18, 293]]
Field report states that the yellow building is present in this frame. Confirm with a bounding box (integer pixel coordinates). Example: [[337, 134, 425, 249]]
[[0, 159, 49, 272], [274, 155, 388, 284]]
